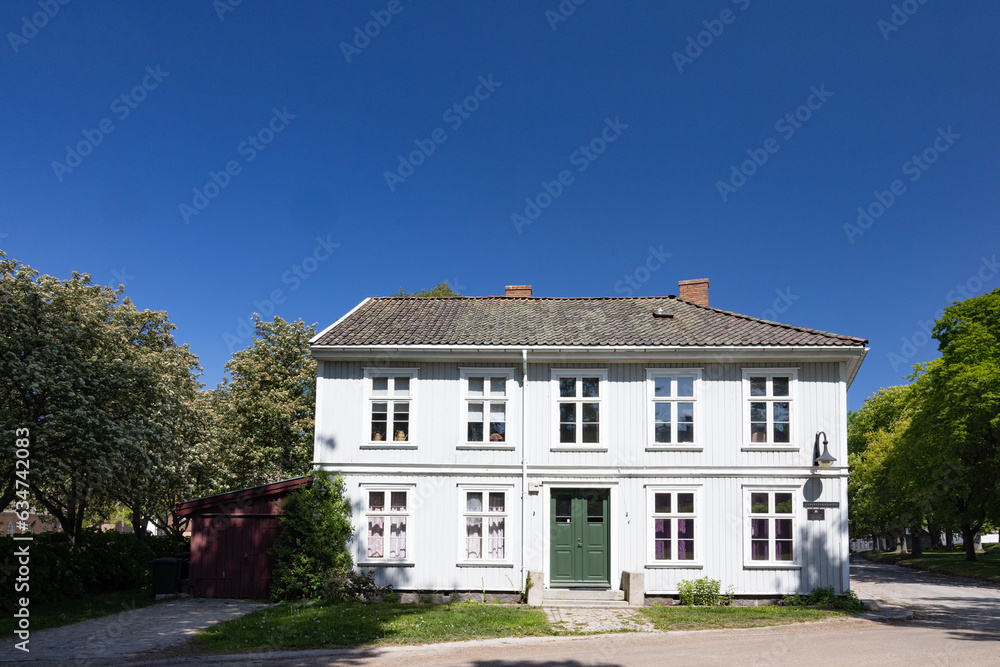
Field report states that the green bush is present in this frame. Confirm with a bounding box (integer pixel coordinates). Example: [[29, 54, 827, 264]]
[[0, 528, 188, 612], [782, 586, 865, 612], [270, 471, 390, 602], [676, 577, 733, 606]]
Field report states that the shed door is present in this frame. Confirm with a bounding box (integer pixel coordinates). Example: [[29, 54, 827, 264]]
[[549, 489, 610, 587], [193, 515, 277, 598]]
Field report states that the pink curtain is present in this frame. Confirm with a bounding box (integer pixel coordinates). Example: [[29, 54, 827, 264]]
[[389, 517, 406, 559], [367, 517, 384, 558]]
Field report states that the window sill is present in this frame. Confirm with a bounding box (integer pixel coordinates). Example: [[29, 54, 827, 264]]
[[645, 562, 704, 569], [361, 443, 418, 450], [646, 446, 703, 452], [741, 446, 800, 452], [358, 561, 415, 567], [550, 446, 608, 453], [743, 563, 802, 570], [456, 561, 515, 568], [457, 444, 516, 451]]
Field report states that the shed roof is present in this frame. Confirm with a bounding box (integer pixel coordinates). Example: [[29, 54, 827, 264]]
[[175, 477, 311, 517]]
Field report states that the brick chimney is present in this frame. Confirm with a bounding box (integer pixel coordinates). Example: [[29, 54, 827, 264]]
[[678, 279, 709, 306], [505, 285, 533, 297]]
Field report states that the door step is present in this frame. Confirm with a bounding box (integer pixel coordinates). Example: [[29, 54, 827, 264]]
[[543, 588, 627, 607]]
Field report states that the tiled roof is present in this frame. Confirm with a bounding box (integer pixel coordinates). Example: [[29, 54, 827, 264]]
[[312, 296, 867, 348]]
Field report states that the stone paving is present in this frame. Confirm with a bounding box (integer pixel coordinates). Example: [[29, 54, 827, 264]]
[[544, 605, 656, 634], [0, 597, 266, 665]]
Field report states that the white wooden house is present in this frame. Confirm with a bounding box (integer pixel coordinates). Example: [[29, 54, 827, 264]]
[[309, 281, 868, 600]]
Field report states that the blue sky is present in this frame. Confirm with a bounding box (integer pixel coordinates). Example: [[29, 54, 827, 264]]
[[2, 1, 998, 409]]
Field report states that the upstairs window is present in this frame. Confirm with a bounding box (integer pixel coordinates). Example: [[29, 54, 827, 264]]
[[365, 369, 417, 444], [552, 371, 607, 447], [647, 370, 701, 447], [460, 370, 513, 446], [742, 370, 797, 446]]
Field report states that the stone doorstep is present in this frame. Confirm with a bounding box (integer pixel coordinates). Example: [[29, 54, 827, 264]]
[[543, 588, 626, 601], [543, 600, 632, 608]]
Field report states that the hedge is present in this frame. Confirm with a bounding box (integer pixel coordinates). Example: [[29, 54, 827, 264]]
[[0, 528, 188, 612]]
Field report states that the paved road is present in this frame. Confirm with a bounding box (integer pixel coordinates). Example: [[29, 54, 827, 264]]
[[134, 559, 997, 666]]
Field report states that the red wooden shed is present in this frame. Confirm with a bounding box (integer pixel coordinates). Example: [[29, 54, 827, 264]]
[[175, 476, 311, 599]]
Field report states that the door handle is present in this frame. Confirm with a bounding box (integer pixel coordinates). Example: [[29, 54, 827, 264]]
[[577, 538, 582, 547]]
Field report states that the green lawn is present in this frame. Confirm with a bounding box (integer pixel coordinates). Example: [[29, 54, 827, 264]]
[[862, 544, 1000, 582], [195, 601, 554, 652], [195, 600, 857, 653], [1, 589, 160, 637], [640, 605, 850, 632]]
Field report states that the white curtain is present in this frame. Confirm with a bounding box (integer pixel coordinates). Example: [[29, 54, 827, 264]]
[[488, 517, 505, 559], [466, 517, 483, 558], [389, 517, 406, 559]]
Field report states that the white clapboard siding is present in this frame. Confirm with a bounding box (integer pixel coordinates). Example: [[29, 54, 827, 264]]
[[315, 357, 851, 595]]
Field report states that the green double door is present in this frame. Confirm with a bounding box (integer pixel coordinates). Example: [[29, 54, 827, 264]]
[[549, 489, 610, 587]]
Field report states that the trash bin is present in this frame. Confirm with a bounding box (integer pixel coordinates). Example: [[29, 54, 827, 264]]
[[151, 557, 180, 596]]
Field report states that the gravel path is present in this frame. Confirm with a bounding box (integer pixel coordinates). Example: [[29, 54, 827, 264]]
[[0, 597, 266, 665], [544, 606, 655, 634]]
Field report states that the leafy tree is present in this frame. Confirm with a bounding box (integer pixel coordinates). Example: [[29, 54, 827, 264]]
[[0, 252, 203, 546], [269, 471, 353, 600], [848, 385, 917, 552], [213, 315, 317, 490], [390, 281, 461, 297], [904, 289, 1000, 561]]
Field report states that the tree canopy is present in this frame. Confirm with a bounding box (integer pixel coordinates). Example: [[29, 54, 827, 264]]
[[390, 281, 461, 297]]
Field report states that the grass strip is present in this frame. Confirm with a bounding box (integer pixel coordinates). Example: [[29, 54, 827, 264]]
[[640, 604, 850, 632], [195, 600, 554, 652]]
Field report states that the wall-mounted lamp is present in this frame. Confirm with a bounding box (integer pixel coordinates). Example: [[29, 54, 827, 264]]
[[813, 431, 836, 468]]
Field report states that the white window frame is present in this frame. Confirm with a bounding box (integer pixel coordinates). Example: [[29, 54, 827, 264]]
[[742, 485, 800, 569], [359, 484, 415, 566], [363, 368, 418, 448], [741, 368, 798, 451], [550, 369, 608, 451], [645, 485, 703, 568], [458, 368, 515, 450], [457, 485, 514, 567], [645, 369, 703, 451]]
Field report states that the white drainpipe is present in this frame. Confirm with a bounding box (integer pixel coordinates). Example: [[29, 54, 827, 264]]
[[520, 348, 528, 588]]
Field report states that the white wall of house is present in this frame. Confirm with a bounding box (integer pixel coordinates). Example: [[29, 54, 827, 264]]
[[314, 355, 852, 595]]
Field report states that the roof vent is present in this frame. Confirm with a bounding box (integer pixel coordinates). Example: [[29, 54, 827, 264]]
[[652, 307, 674, 318]]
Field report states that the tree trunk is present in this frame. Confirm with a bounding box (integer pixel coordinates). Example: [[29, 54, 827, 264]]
[[961, 524, 978, 562], [131, 504, 148, 543], [927, 524, 942, 549], [893, 530, 908, 554], [946, 531, 954, 549], [910, 524, 923, 557]]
